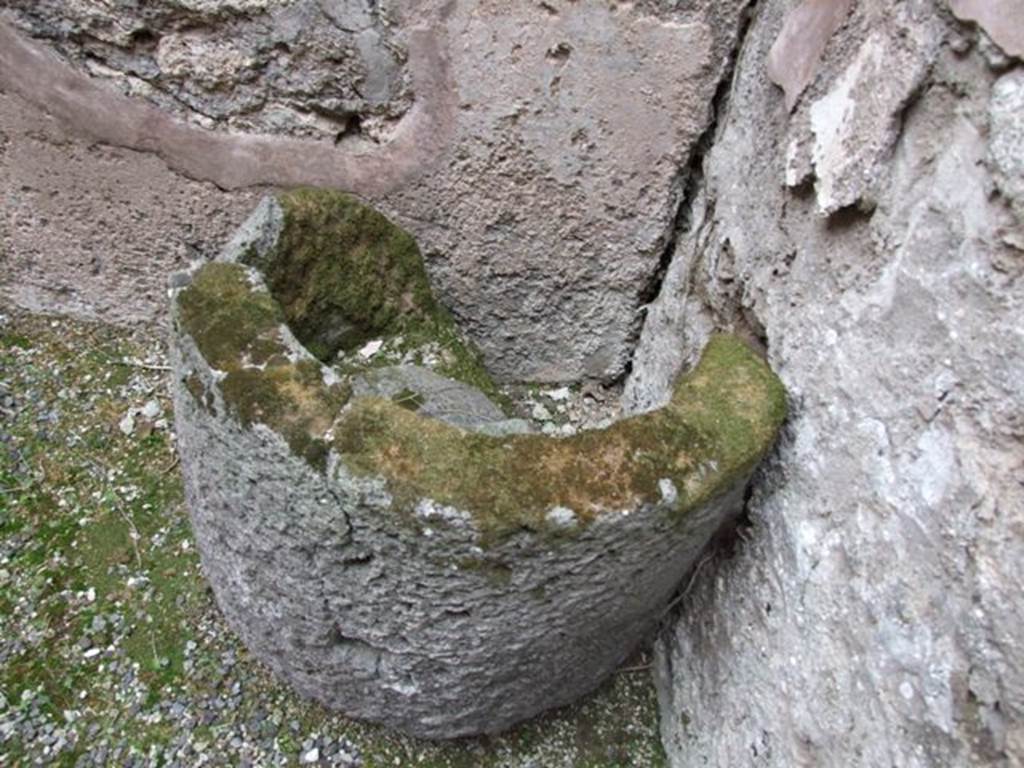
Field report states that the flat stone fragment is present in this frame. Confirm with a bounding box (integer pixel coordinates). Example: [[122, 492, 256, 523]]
[[170, 192, 787, 739], [351, 365, 514, 431]]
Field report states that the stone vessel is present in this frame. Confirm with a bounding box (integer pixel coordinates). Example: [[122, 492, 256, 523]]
[[169, 189, 786, 738]]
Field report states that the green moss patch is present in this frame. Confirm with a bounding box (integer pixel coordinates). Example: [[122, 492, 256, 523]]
[[335, 336, 786, 545], [245, 188, 510, 411], [176, 262, 350, 472], [392, 388, 426, 412], [260, 188, 437, 360], [176, 262, 281, 371]]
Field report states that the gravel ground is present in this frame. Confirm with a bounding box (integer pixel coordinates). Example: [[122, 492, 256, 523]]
[[0, 309, 666, 767]]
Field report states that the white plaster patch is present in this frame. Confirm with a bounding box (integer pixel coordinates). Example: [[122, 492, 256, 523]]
[[807, 33, 883, 213], [358, 339, 384, 359], [905, 426, 956, 509], [415, 499, 472, 526], [546, 387, 571, 402]]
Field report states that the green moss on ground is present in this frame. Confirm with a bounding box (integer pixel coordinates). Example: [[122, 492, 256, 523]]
[[0, 317, 204, 767], [1, 310, 666, 768]]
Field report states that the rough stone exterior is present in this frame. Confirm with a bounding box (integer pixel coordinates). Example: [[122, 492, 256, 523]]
[[168, 195, 785, 738], [0, 0, 412, 141], [627, 1, 1024, 765], [173, 366, 748, 738]]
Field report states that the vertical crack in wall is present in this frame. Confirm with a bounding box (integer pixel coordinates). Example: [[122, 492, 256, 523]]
[[620, 0, 760, 385], [626, 1, 780, 633]]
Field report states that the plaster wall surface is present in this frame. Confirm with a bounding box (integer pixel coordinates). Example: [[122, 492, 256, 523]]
[[0, 87, 259, 325]]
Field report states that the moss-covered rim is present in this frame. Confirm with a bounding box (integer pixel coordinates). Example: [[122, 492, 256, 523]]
[[174, 191, 787, 545], [175, 262, 785, 544], [248, 188, 511, 410], [336, 335, 786, 544], [176, 261, 351, 472]]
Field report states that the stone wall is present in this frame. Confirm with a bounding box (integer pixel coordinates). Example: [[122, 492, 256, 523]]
[[0, 0, 751, 382], [0, 86, 260, 325], [0, 0, 412, 141], [626, 1, 1024, 765]]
